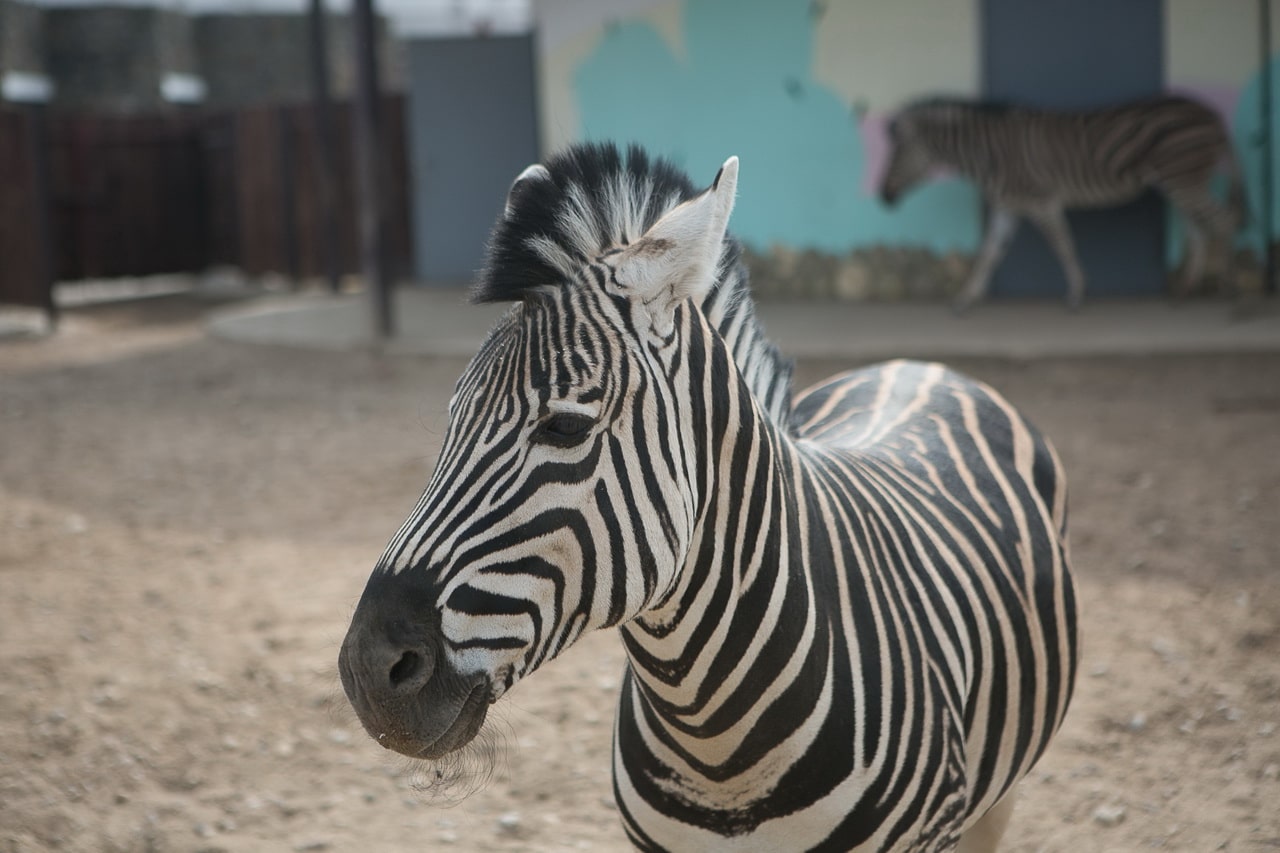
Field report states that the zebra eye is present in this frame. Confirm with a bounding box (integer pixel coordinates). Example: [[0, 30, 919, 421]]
[[532, 412, 595, 447]]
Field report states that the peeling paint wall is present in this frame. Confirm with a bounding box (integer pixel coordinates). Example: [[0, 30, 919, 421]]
[[535, 0, 982, 257], [1166, 0, 1280, 255], [534, 0, 1274, 289]]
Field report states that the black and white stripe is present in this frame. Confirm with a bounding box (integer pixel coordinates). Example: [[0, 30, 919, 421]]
[[880, 95, 1248, 309], [340, 143, 1079, 852]]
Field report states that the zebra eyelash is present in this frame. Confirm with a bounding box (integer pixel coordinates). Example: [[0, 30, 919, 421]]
[[530, 411, 597, 448]]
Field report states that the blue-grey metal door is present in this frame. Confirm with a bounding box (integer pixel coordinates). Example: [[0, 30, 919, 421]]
[[981, 0, 1165, 298], [406, 35, 539, 284]]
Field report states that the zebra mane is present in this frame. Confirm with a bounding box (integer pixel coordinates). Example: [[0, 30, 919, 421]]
[[475, 142, 794, 430], [899, 96, 1017, 120]]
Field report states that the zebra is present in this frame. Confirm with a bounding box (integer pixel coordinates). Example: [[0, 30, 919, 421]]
[[338, 143, 1079, 852], [879, 95, 1249, 311]]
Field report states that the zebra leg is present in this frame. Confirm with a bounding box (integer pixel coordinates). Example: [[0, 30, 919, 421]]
[[1027, 206, 1086, 310], [956, 788, 1017, 853], [1175, 220, 1209, 298], [954, 207, 1019, 313], [1169, 193, 1236, 296]]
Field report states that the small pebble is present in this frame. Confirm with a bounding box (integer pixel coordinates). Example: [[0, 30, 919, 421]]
[[1151, 637, 1179, 662], [1093, 804, 1126, 827], [496, 812, 522, 835], [1127, 713, 1147, 733]]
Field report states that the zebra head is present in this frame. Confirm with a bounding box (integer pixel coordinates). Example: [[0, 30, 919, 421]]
[[879, 98, 968, 206], [880, 107, 935, 206], [339, 145, 740, 761]]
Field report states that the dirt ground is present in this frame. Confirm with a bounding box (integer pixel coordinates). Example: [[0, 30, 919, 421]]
[[2, 293, 1279, 853]]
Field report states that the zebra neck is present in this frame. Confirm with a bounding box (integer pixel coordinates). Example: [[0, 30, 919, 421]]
[[618, 359, 819, 772], [698, 248, 793, 431]]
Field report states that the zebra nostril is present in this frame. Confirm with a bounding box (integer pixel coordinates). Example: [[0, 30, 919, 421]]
[[388, 650, 424, 689]]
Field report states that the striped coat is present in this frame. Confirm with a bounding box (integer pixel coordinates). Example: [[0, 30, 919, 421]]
[[339, 143, 1079, 851], [880, 95, 1247, 309]]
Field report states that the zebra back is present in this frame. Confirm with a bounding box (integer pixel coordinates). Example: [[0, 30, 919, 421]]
[[888, 94, 1236, 207]]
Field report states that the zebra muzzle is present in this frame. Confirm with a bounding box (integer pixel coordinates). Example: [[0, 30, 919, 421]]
[[338, 596, 491, 759]]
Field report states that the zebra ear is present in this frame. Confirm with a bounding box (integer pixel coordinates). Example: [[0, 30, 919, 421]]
[[610, 156, 738, 319], [504, 163, 551, 217]]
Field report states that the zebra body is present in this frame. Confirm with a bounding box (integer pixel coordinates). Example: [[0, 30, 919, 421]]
[[880, 95, 1247, 309], [339, 144, 1079, 851]]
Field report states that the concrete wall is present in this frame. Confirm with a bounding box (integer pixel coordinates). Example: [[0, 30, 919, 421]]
[[1166, 0, 1280, 259], [534, 0, 1276, 298], [1, 0, 48, 76], [535, 0, 981, 260], [43, 7, 170, 111], [195, 13, 405, 109], [0, 2, 404, 112]]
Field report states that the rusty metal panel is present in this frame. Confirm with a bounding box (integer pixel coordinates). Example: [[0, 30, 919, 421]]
[[0, 108, 53, 311], [2, 97, 410, 295], [48, 111, 212, 280]]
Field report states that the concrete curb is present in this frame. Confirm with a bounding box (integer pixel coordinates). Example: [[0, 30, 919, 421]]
[[208, 289, 1280, 361]]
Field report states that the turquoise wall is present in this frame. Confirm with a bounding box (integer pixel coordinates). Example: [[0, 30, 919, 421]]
[[1236, 57, 1280, 255], [571, 0, 1270, 262], [572, 0, 981, 254]]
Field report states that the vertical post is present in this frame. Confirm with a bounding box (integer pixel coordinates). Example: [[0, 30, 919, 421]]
[[307, 0, 342, 293], [351, 0, 393, 338], [277, 106, 301, 283], [1262, 0, 1276, 295], [25, 103, 58, 328]]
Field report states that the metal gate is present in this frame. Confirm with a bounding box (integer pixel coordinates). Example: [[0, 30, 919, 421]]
[[0, 97, 412, 314]]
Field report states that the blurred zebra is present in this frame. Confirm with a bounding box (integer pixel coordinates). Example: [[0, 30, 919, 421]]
[[339, 143, 1080, 851], [879, 95, 1248, 310]]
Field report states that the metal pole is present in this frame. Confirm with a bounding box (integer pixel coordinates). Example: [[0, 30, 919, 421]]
[[276, 106, 301, 283], [25, 103, 58, 328], [307, 0, 342, 293], [351, 0, 393, 338], [1262, 0, 1276, 295]]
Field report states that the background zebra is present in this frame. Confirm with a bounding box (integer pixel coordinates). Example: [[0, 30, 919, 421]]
[[338, 143, 1080, 851], [879, 95, 1248, 311]]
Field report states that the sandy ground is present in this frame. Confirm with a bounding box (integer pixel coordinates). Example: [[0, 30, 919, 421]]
[[2, 293, 1279, 853]]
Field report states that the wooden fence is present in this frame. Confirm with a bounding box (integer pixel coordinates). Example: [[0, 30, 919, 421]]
[[0, 97, 411, 313]]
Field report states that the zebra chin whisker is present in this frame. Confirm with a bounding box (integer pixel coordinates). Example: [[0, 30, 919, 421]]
[[403, 717, 512, 807]]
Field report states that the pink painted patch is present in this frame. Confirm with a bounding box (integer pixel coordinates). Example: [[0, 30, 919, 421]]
[[859, 109, 957, 199], [859, 111, 892, 196], [1165, 84, 1240, 129]]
